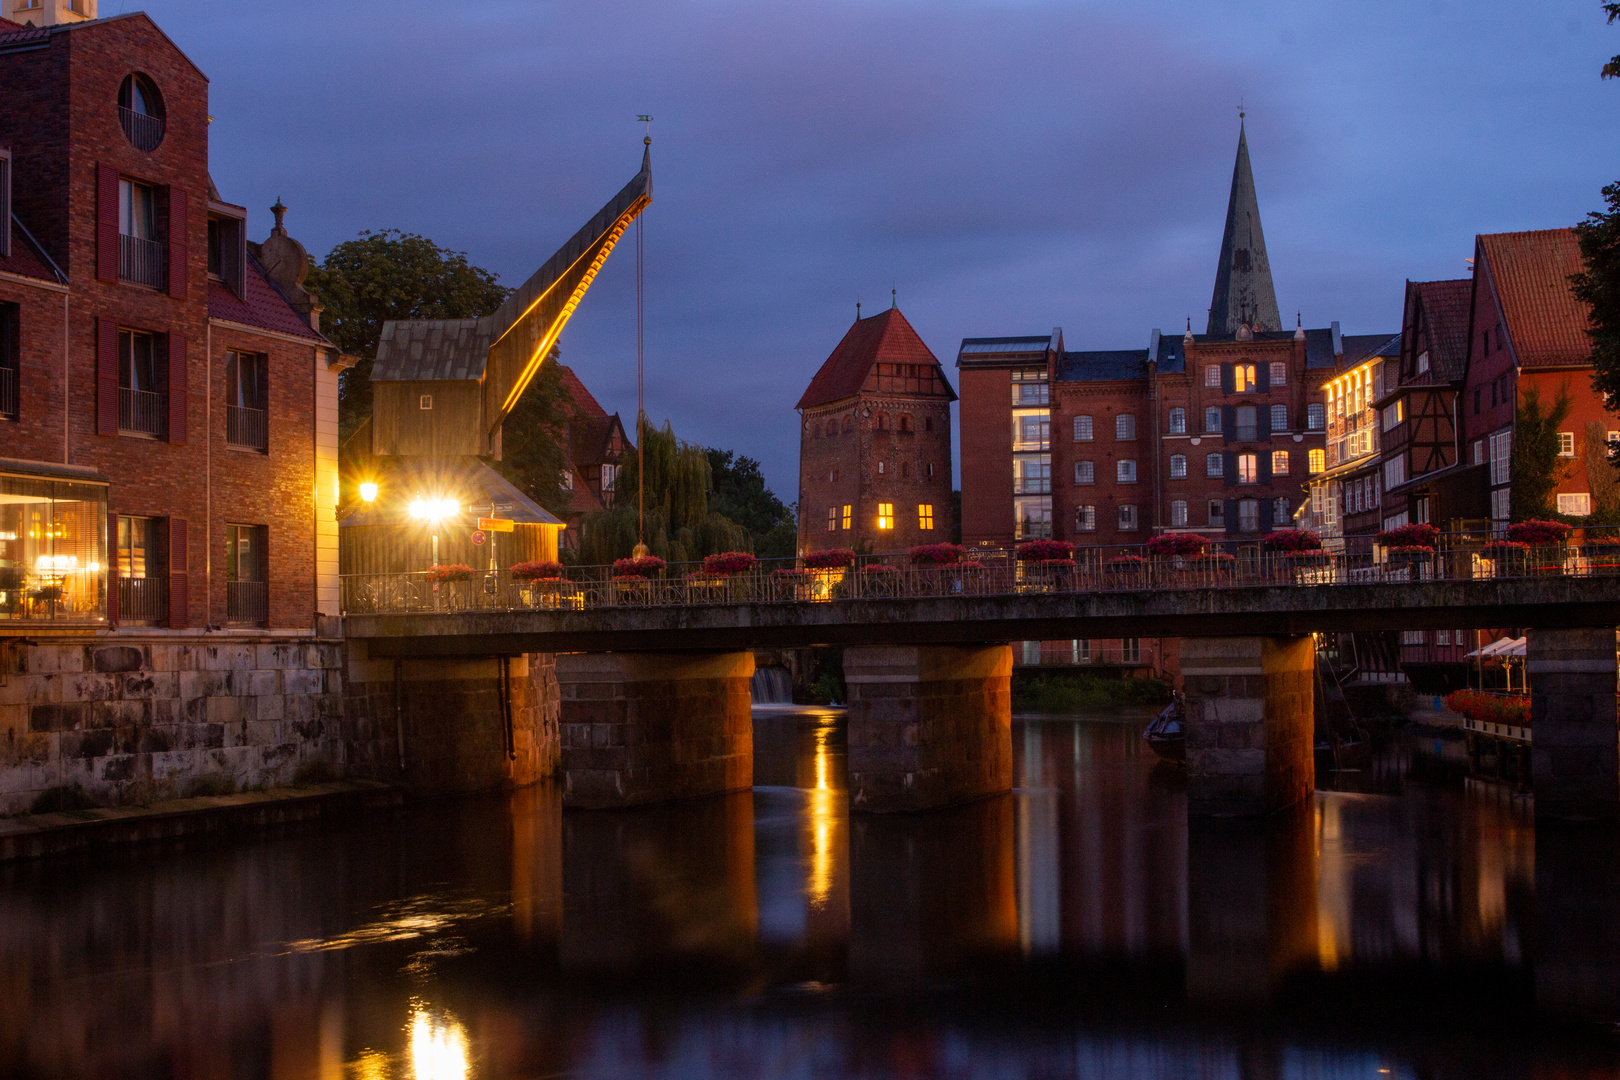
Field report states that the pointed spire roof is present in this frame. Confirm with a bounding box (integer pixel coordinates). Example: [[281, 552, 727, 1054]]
[[796, 308, 956, 410], [1207, 122, 1281, 336]]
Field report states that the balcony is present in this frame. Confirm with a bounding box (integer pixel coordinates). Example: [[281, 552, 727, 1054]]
[[118, 107, 165, 153], [118, 233, 167, 289], [1013, 476, 1050, 495], [119, 387, 167, 438], [0, 365, 15, 420], [116, 576, 168, 625], [226, 405, 268, 451], [227, 580, 269, 625]]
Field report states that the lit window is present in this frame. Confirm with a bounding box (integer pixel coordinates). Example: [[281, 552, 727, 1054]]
[[1205, 365, 1221, 388], [1073, 415, 1093, 441], [1557, 492, 1592, 515], [1168, 407, 1186, 434], [1170, 499, 1187, 526], [918, 503, 934, 530], [1204, 406, 1221, 433], [842, 505, 852, 530], [1271, 404, 1287, 431], [1383, 401, 1404, 431], [1118, 504, 1138, 530], [877, 503, 894, 529], [1238, 499, 1259, 531], [1234, 364, 1257, 392], [1237, 453, 1258, 484], [1308, 448, 1326, 473], [1271, 450, 1289, 475], [1074, 461, 1094, 485], [1558, 431, 1576, 457], [1208, 499, 1225, 527], [1170, 454, 1186, 478], [826, 507, 837, 532], [1075, 505, 1096, 532], [1116, 414, 1136, 440], [1117, 459, 1137, 483], [1269, 361, 1287, 386], [1206, 453, 1224, 477], [1308, 403, 1325, 430]]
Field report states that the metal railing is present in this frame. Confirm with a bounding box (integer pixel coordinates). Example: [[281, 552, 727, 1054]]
[[119, 387, 167, 437], [118, 107, 165, 152], [118, 233, 166, 289], [116, 577, 168, 624], [0, 364, 16, 420], [227, 581, 268, 625], [340, 533, 1620, 617], [226, 405, 268, 450]]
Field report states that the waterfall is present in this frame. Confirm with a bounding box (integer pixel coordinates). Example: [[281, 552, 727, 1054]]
[[750, 666, 793, 705]]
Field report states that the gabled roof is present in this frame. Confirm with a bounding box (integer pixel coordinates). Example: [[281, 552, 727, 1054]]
[[1208, 123, 1282, 336], [208, 253, 330, 343], [372, 319, 489, 382], [569, 413, 627, 470], [1340, 332, 1400, 368], [0, 14, 207, 81], [2, 214, 64, 283], [1057, 350, 1149, 383], [556, 364, 608, 420], [1477, 228, 1592, 368], [1409, 278, 1472, 381], [797, 307, 954, 409]]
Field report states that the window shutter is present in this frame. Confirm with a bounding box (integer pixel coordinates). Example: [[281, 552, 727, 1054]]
[[1259, 452, 1272, 485], [1222, 405, 1235, 441], [166, 186, 187, 298], [96, 318, 118, 435], [167, 517, 188, 629], [0, 149, 11, 259], [96, 164, 119, 283], [230, 216, 247, 300], [1259, 499, 1275, 532], [1223, 451, 1237, 486], [1257, 405, 1271, 441], [106, 511, 119, 624], [1256, 362, 1270, 392], [167, 333, 187, 444], [1224, 499, 1239, 535], [1221, 363, 1235, 394]]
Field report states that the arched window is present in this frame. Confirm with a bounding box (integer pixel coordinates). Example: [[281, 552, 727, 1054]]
[[874, 413, 889, 431], [898, 415, 912, 433], [924, 416, 934, 432], [842, 416, 852, 434]]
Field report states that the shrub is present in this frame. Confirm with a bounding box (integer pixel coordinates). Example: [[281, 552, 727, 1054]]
[[426, 563, 473, 583], [1017, 539, 1075, 562], [612, 555, 667, 578], [1146, 533, 1206, 557], [1264, 529, 1323, 552], [510, 560, 564, 581], [702, 551, 757, 575], [1376, 522, 1441, 548], [1506, 519, 1572, 545], [1444, 689, 1530, 726], [909, 543, 965, 565], [803, 548, 855, 569]]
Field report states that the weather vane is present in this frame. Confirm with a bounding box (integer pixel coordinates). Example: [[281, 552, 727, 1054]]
[[1238, 99, 1246, 122], [637, 114, 653, 139]]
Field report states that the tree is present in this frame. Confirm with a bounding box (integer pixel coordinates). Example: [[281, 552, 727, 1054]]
[[491, 344, 571, 514], [1509, 384, 1574, 521], [1575, 182, 1620, 439], [705, 449, 796, 558], [305, 230, 509, 439], [1606, 2, 1620, 79]]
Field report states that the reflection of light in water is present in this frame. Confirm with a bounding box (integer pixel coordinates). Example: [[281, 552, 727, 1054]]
[[350, 1049, 390, 1080], [409, 1002, 469, 1080], [279, 895, 498, 956], [1315, 798, 1348, 971], [808, 722, 836, 909]]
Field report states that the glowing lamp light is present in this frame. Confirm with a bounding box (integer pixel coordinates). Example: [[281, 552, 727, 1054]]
[[35, 555, 78, 573], [408, 497, 458, 522], [359, 482, 378, 504]]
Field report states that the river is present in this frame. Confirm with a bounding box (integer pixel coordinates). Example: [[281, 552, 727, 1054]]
[[0, 705, 1614, 1078]]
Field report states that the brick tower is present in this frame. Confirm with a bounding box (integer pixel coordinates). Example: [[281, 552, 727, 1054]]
[[796, 304, 956, 556]]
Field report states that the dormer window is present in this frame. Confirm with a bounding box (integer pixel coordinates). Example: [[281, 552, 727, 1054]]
[[117, 74, 166, 152]]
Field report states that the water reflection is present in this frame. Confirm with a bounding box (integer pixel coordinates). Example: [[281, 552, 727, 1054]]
[[0, 711, 1612, 1077]]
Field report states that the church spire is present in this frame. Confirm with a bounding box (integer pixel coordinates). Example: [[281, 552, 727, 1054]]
[[1206, 118, 1281, 336]]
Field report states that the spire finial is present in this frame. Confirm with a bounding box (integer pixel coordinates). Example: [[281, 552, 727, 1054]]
[[637, 114, 652, 143], [270, 197, 287, 235], [855, 298, 861, 323], [1238, 99, 1246, 125], [891, 285, 897, 310]]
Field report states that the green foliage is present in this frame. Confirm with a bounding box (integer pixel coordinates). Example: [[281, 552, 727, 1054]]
[[574, 504, 751, 566], [306, 230, 509, 439], [613, 419, 711, 532], [1587, 421, 1620, 512], [492, 345, 570, 513], [1575, 183, 1620, 437], [1011, 673, 1171, 711], [1509, 384, 1574, 521], [1605, 2, 1620, 79], [705, 448, 796, 558]]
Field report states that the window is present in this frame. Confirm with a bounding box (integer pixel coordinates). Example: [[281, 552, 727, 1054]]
[[898, 415, 912, 433], [117, 73, 166, 152], [1558, 493, 1592, 516], [0, 303, 16, 421], [560, 471, 573, 491], [1016, 497, 1052, 539], [115, 514, 166, 624], [1208, 499, 1225, 527], [225, 524, 268, 626], [1016, 455, 1050, 493], [1013, 377, 1049, 405], [1382, 400, 1404, 431], [1235, 405, 1257, 441], [1204, 406, 1222, 433], [1074, 461, 1095, 485], [1489, 430, 1512, 486], [842, 505, 852, 530], [1170, 499, 1188, 526], [1269, 361, 1287, 386], [1205, 365, 1221, 388], [1237, 453, 1258, 484], [224, 350, 267, 451], [925, 417, 933, 432], [918, 503, 935, 530], [419, 395, 433, 410], [1436, 630, 1450, 646], [1491, 487, 1510, 522], [1383, 455, 1406, 490], [1416, 496, 1430, 524], [842, 416, 852, 434], [117, 329, 165, 437], [1416, 351, 1430, 374], [877, 461, 884, 475], [601, 463, 618, 493], [1014, 410, 1050, 451], [1117, 460, 1137, 483], [1170, 454, 1187, 479], [927, 463, 935, 478], [1238, 499, 1259, 532], [1558, 431, 1576, 457], [1234, 364, 1257, 392], [901, 462, 911, 478], [1075, 505, 1096, 532], [1270, 404, 1287, 431], [876, 503, 894, 530], [1273, 496, 1291, 522], [1472, 439, 1484, 465], [1206, 453, 1224, 477], [1073, 415, 1093, 441], [1308, 403, 1325, 430], [826, 507, 837, 532], [1168, 407, 1186, 434], [1116, 414, 1136, 440], [1308, 448, 1326, 473], [1271, 450, 1289, 475], [1118, 504, 1138, 530], [118, 177, 165, 288], [828, 468, 837, 482], [1401, 630, 1425, 646]]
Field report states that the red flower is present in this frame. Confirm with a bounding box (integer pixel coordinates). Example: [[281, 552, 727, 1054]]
[[426, 563, 473, 583], [1146, 533, 1207, 557], [1264, 529, 1323, 553], [612, 555, 667, 579], [909, 543, 965, 565], [1017, 539, 1075, 562], [803, 548, 856, 569], [1506, 519, 1572, 545], [510, 560, 565, 581], [1377, 522, 1441, 548], [702, 551, 757, 576]]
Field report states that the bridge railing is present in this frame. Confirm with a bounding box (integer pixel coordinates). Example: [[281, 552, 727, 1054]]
[[339, 533, 1620, 616]]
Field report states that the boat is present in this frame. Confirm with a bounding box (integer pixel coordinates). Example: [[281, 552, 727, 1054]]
[[1143, 692, 1186, 765]]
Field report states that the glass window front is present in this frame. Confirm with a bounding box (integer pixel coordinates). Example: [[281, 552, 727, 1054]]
[[0, 476, 108, 622], [876, 504, 894, 530], [1170, 454, 1186, 478], [1168, 407, 1185, 434], [1204, 406, 1221, 433], [1012, 409, 1049, 451]]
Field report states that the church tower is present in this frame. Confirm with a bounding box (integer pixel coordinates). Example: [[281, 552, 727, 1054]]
[[1207, 119, 1282, 336]]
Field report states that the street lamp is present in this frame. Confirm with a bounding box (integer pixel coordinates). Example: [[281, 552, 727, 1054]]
[[359, 481, 378, 504], [408, 495, 459, 571]]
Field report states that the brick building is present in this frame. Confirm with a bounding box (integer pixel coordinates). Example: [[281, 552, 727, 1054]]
[[553, 363, 632, 542], [0, 10, 350, 630], [796, 306, 956, 556]]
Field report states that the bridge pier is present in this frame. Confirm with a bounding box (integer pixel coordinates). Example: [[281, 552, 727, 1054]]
[[556, 652, 754, 808], [1182, 636, 1314, 817], [844, 644, 1013, 813], [1529, 627, 1619, 820]]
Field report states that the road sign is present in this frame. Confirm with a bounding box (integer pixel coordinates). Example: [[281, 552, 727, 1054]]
[[471, 530, 486, 546], [477, 517, 516, 533]]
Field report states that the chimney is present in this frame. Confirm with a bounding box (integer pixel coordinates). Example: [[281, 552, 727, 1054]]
[[18, 0, 95, 26]]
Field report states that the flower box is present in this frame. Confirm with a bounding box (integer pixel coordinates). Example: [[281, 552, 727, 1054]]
[[909, 543, 965, 565], [803, 548, 856, 570], [427, 563, 473, 583], [1106, 554, 1148, 572], [1506, 519, 1571, 546], [1444, 689, 1530, 727], [1146, 533, 1207, 557], [612, 555, 667, 579], [1264, 529, 1323, 553], [1376, 523, 1441, 548], [702, 551, 757, 576], [1017, 539, 1075, 562], [510, 560, 565, 581]]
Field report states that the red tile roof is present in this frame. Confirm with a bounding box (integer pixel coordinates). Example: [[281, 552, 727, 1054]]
[[1478, 228, 1593, 368], [796, 307, 953, 410], [208, 257, 329, 343], [0, 221, 63, 284], [1411, 278, 1472, 381], [556, 363, 608, 420]]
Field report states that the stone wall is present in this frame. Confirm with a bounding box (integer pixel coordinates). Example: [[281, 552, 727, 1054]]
[[1182, 635, 1314, 817], [1529, 626, 1620, 820], [0, 632, 345, 815]]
